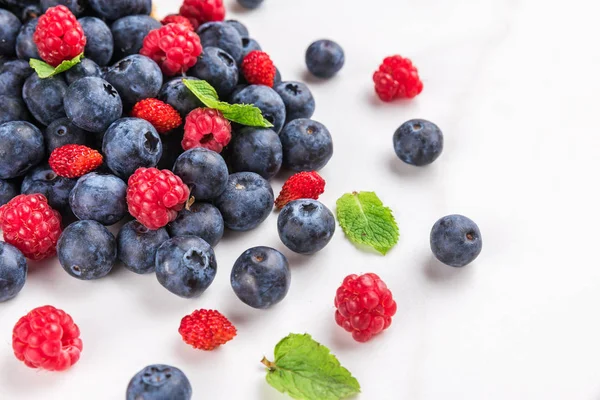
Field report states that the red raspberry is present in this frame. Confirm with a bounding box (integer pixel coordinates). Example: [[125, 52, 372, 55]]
[[373, 55, 423, 102], [131, 99, 183, 134], [127, 168, 190, 230], [33, 5, 86, 67], [182, 108, 231, 153], [180, 0, 225, 29], [48, 144, 103, 178], [242, 50, 277, 87], [12, 305, 83, 371], [140, 23, 202, 77], [179, 309, 237, 351], [334, 273, 397, 342], [275, 171, 326, 209], [161, 14, 195, 31], [0, 194, 62, 261]]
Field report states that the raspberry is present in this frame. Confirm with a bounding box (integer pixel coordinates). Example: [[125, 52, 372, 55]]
[[127, 168, 190, 230], [33, 5, 86, 67], [161, 14, 195, 31], [131, 99, 183, 134], [182, 108, 231, 153], [275, 171, 326, 209], [180, 0, 225, 29], [334, 273, 397, 342], [0, 194, 62, 261], [48, 144, 103, 178], [373, 55, 423, 102], [12, 305, 83, 372], [179, 309, 236, 351], [140, 23, 202, 77], [241, 50, 277, 87]]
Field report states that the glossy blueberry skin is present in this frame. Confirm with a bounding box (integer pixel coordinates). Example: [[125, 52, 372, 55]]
[[274, 81, 315, 123], [87, 0, 151, 21], [0, 179, 17, 206], [226, 20, 248, 37], [274, 67, 282, 85], [78, 17, 114, 66], [393, 119, 444, 166], [111, 15, 161, 60], [0, 121, 44, 179], [215, 172, 274, 231], [57, 220, 117, 280], [231, 85, 286, 134], [168, 202, 224, 247], [158, 77, 203, 117], [430, 215, 482, 267], [126, 364, 192, 400], [65, 58, 102, 85], [103, 118, 162, 179], [22, 74, 67, 126], [231, 246, 290, 309], [41, 0, 86, 16], [229, 127, 282, 180], [44, 117, 88, 154], [237, 0, 264, 9], [104, 55, 162, 109], [65, 77, 123, 133], [190, 47, 238, 98], [278, 199, 335, 254], [0, 9, 21, 56], [155, 236, 217, 298], [305, 39, 345, 79], [0, 242, 27, 302], [241, 37, 261, 59], [197, 22, 244, 65], [228, 83, 248, 102], [118, 220, 170, 274], [0, 59, 32, 96], [16, 18, 39, 60], [173, 148, 228, 200], [0, 95, 29, 123], [20, 4, 41, 23], [21, 164, 76, 212], [280, 118, 333, 171], [69, 173, 128, 225]]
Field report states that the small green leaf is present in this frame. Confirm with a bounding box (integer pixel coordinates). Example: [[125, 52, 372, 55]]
[[336, 191, 399, 255], [183, 79, 274, 128], [29, 53, 84, 79], [262, 333, 360, 400]]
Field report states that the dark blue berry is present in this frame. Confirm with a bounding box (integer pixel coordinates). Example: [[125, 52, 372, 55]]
[[231, 246, 290, 309], [117, 220, 169, 274], [229, 126, 282, 180], [277, 199, 335, 254], [0, 242, 27, 302], [0, 121, 44, 179], [20, 4, 41, 23], [280, 118, 333, 171], [78, 17, 114, 66], [0, 95, 29, 123], [305, 39, 345, 79], [393, 119, 444, 166], [197, 22, 243, 65], [0, 9, 21, 56], [21, 164, 76, 212], [173, 148, 228, 200], [241, 37, 261, 59], [65, 58, 102, 85], [430, 215, 482, 267], [237, 0, 264, 9], [231, 85, 286, 133], [111, 15, 161, 61], [69, 172, 127, 225], [0, 179, 18, 206], [228, 83, 247, 102], [168, 202, 224, 247], [126, 364, 192, 400], [225, 20, 248, 37], [22, 74, 67, 126], [87, 0, 151, 21], [274, 67, 281, 85], [44, 117, 88, 154], [189, 47, 238, 98], [104, 54, 162, 109], [274, 81, 315, 123], [0, 59, 32, 96], [16, 18, 39, 60], [41, 0, 86, 16], [64, 77, 123, 133], [158, 76, 203, 117]]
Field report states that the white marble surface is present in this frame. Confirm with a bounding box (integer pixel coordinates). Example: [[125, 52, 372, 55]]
[[2, 0, 600, 399]]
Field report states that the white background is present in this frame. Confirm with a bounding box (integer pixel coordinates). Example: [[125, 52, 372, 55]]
[[2, 0, 600, 399]]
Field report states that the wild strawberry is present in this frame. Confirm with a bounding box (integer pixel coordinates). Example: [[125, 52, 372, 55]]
[[179, 309, 236, 350], [49, 144, 103, 178], [242, 50, 276, 87], [131, 99, 182, 134], [275, 171, 325, 209]]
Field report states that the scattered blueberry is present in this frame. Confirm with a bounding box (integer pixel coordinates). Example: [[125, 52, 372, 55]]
[[0, 242, 27, 302], [430, 215, 482, 267], [15, 18, 39, 60], [0, 9, 21, 56], [0, 59, 33, 96], [21, 164, 76, 212], [69, 172, 127, 226], [0, 121, 44, 179], [64, 77, 123, 133], [22, 73, 67, 126], [158, 77, 203, 117], [393, 119, 444, 166], [190, 47, 238, 98], [229, 126, 282, 180], [280, 118, 333, 171], [0, 179, 18, 206], [237, 0, 264, 10], [173, 148, 228, 200], [65, 58, 102, 85], [104, 54, 162, 109], [126, 364, 192, 400], [274, 81, 315, 123], [44, 117, 88, 154], [231, 85, 286, 133], [277, 199, 335, 254], [225, 19, 249, 37], [305, 39, 345, 79], [41, 0, 86, 16], [241, 37, 261, 59], [197, 21, 244, 65], [87, 0, 151, 21], [78, 17, 114, 66], [111, 15, 161, 61], [168, 202, 224, 247], [0, 95, 29, 123], [117, 220, 170, 274]]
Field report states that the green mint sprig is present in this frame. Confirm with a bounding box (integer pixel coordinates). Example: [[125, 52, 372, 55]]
[[30, 53, 84, 79]]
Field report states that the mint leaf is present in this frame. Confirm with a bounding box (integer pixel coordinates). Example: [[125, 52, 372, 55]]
[[336, 191, 399, 255], [262, 333, 360, 400], [30, 53, 84, 79], [182, 79, 274, 128]]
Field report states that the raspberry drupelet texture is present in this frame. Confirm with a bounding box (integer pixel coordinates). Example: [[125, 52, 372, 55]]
[[161, 14, 195, 31], [49, 144, 103, 178], [334, 273, 397, 342], [275, 171, 326, 209], [242, 50, 277, 87], [127, 168, 190, 230], [179, 309, 237, 350], [132, 99, 183, 134], [182, 108, 231, 153], [140, 23, 202, 76], [33, 5, 86, 67], [0, 194, 62, 261], [12, 305, 83, 371], [373, 55, 423, 102], [180, 0, 225, 29]]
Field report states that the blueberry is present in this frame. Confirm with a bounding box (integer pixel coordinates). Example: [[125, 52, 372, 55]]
[[305, 39, 345, 79], [241, 37, 261, 59], [274, 81, 315, 123], [231, 85, 286, 133], [229, 126, 282, 180], [231, 246, 290, 309], [0, 179, 18, 206], [393, 119, 444, 166], [155, 236, 217, 298], [104, 55, 162, 109], [430, 215, 482, 267], [0, 59, 33, 97], [64, 77, 123, 133], [21, 164, 76, 212], [126, 364, 192, 400], [20, 4, 41, 23], [156, 128, 184, 170], [189, 47, 238, 98], [111, 15, 161, 61], [0, 95, 29, 123], [16, 18, 39, 60], [78, 17, 114, 66], [22, 74, 67, 126], [274, 67, 281, 85], [197, 22, 243, 65], [41, 0, 86, 16], [0, 242, 27, 302], [173, 148, 228, 200], [118, 220, 169, 274], [57, 220, 117, 280], [103, 118, 162, 179], [228, 83, 248, 102], [0, 9, 21, 56], [69, 172, 127, 225], [215, 172, 274, 231], [237, 0, 264, 9], [87, 0, 151, 21], [158, 77, 203, 117], [168, 202, 224, 246], [280, 118, 333, 171], [225, 20, 248, 37], [44, 117, 88, 154], [65, 58, 102, 85], [0, 121, 44, 179], [277, 199, 335, 254]]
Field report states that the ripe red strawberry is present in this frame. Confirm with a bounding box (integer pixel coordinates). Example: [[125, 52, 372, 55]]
[[33, 5, 86, 67], [161, 14, 195, 31], [49, 144, 103, 178], [242, 50, 276, 87], [275, 171, 326, 209], [131, 99, 182, 134], [179, 309, 236, 351]]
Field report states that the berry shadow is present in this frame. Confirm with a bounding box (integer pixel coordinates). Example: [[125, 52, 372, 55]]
[[228, 1, 252, 14], [422, 255, 475, 285], [387, 154, 431, 178], [300, 70, 337, 86], [0, 357, 60, 396], [328, 327, 358, 352]]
